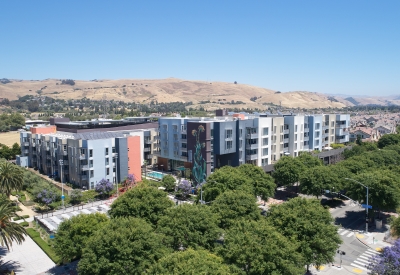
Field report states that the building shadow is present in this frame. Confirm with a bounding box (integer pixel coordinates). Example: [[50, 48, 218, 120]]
[[43, 260, 78, 275], [334, 210, 365, 230]]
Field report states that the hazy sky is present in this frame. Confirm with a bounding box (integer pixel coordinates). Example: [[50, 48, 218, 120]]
[[1, 1, 399, 96]]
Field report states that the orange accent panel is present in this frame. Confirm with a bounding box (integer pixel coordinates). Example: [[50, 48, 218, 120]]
[[127, 136, 142, 182], [30, 125, 57, 134], [232, 113, 245, 120]]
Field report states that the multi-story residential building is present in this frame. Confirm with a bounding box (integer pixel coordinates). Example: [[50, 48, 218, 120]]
[[19, 126, 143, 190], [157, 112, 350, 184]]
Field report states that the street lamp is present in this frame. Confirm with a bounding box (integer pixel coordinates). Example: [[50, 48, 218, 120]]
[[59, 159, 65, 211], [336, 250, 346, 268], [345, 178, 369, 233]]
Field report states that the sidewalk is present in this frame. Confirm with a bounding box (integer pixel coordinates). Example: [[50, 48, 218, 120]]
[[10, 195, 36, 217], [354, 227, 391, 251]]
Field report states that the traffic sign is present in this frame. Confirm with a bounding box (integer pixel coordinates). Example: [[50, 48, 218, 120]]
[[361, 204, 372, 209]]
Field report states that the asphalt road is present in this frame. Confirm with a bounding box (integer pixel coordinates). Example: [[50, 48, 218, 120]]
[[331, 201, 371, 272]]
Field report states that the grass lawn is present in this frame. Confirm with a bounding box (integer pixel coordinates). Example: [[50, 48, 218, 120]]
[[26, 228, 61, 264], [0, 131, 20, 146]]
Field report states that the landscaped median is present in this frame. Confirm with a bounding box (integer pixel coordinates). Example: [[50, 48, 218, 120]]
[[26, 228, 61, 264]]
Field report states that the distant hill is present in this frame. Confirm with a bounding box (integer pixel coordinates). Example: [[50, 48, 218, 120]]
[[0, 78, 397, 109]]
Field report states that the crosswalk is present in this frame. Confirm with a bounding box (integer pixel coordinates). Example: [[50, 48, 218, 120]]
[[350, 249, 380, 272], [337, 228, 355, 238]]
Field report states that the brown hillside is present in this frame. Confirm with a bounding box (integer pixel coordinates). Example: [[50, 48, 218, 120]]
[[0, 78, 350, 109]]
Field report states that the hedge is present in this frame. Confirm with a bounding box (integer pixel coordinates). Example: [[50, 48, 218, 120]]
[[13, 216, 23, 221], [26, 228, 60, 264], [20, 221, 29, 227], [22, 214, 30, 219]]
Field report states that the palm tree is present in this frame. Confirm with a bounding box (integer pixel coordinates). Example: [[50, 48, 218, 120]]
[[0, 199, 26, 250], [0, 161, 23, 197]]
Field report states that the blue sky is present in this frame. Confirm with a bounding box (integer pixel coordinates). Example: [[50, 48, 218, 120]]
[[1, 1, 399, 96]]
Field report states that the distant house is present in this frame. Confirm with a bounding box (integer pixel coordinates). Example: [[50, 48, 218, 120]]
[[349, 127, 380, 142], [375, 125, 395, 135]]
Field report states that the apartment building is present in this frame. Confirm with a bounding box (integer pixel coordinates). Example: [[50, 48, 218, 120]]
[[157, 112, 350, 184], [19, 126, 143, 190]]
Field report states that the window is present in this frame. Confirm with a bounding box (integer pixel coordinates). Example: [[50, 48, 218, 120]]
[[80, 148, 85, 155], [295, 134, 297, 141], [106, 168, 110, 175], [239, 140, 242, 148], [211, 129, 214, 137], [295, 143, 297, 150], [263, 138, 268, 146], [315, 123, 320, 130], [105, 158, 109, 165], [112, 147, 116, 153], [90, 182, 94, 189], [90, 170, 94, 178], [315, 140, 320, 146], [226, 141, 233, 149], [226, 129, 233, 139], [89, 160, 93, 167], [113, 158, 116, 163], [263, 148, 268, 156], [262, 158, 268, 166], [63, 145, 67, 150], [240, 129, 243, 137], [181, 134, 187, 139], [105, 148, 109, 155], [331, 129, 334, 134], [182, 143, 187, 148], [89, 149, 93, 158], [331, 121, 334, 127], [295, 125, 298, 132], [274, 126, 277, 133], [263, 127, 269, 135]]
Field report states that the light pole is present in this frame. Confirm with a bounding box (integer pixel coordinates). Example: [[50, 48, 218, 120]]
[[59, 159, 65, 211], [345, 178, 369, 233], [337, 250, 346, 268]]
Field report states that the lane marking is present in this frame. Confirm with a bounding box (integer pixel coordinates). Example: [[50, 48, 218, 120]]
[[352, 268, 363, 274], [340, 230, 349, 235], [355, 258, 369, 264], [346, 232, 354, 237]]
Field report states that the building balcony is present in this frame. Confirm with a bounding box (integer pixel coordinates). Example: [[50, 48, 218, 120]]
[[283, 129, 289, 134], [81, 165, 89, 171], [304, 136, 309, 141], [245, 154, 258, 161], [178, 155, 188, 161], [144, 139, 153, 144], [181, 147, 187, 152], [146, 154, 153, 160], [46, 147, 50, 151], [245, 143, 258, 150], [246, 133, 258, 139], [337, 123, 347, 128], [22, 149, 29, 154], [63, 151, 68, 156], [181, 129, 187, 134], [283, 138, 289, 143], [81, 175, 88, 181], [23, 142, 29, 147], [46, 155, 51, 160], [143, 147, 151, 152], [181, 138, 187, 142]]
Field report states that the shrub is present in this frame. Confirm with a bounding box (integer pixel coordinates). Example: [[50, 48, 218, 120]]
[[20, 221, 29, 227], [26, 228, 61, 264], [22, 214, 30, 219], [13, 216, 23, 221]]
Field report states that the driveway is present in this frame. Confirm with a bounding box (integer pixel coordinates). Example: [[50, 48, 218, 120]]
[[0, 235, 55, 275]]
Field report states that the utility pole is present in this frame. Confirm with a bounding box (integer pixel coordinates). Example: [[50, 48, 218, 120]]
[[59, 159, 64, 211], [345, 178, 369, 233]]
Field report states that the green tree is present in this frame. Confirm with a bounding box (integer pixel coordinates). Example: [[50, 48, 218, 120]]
[[211, 190, 260, 229], [69, 189, 83, 204], [148, 248, 234, 275], [266, 197, 342, 272], [299, 166, 340, 198], [377, 134, 400, 149], [161, 174, 176, 192], [0, 198, 27, 250], [202, 166, 253, 202], [336, 157, 375, 174], [345, 170, 400, 217], [0, 161, 24, 196], [78, 217, 170, 275], [109, 186, 174, 225], [362, 149, 400, 167], [218, 219, 304, 275], [298, 152, 323, 168], [11, 143, 21, 158], [272, 156, 305, 187], [157, 204, 221, 251], [390, 209, 400, 238], [236, 164, 276, 200], [53, 213, 109, 262]]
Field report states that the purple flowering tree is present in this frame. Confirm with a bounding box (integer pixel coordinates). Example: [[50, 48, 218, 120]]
[[95, 178, 114, 198], [36, 189, 58, 207], [368, 239, 400, 274], [176, 179, 192, 199]]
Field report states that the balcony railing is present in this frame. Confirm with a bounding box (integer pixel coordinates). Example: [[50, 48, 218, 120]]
[[245, 154, 258, 161], [79, 154, 86, 160], [245, 143, 258, 150], [283, 138, 289, 143], [181, 147, 187, 152], [81, 175, 88, 180], [283, 129, 289, 134], [143, 147, 151, 152], [246, 133, 258, 139], [144, 139, 153, 144], [23, 142, 29, 146], [304, 136, 309, 141]]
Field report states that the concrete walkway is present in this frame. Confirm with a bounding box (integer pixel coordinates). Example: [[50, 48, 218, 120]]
[[0, 236, 55, 275], [10, 195, 37, 217]]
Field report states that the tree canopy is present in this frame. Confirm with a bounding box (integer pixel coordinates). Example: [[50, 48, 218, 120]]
[[148, 249, 234, 275], [0, 160, 24, 196], [161, 174, 176, 192], [0, 198, 26, 250], [298, 152, 323, 169], [345, 170, 400, 214], [109, 186, 174, 225], [218, 219, 304, 275], [377, 134, 400, 149], [211, 190, 260, 229], [299, 166, 340, 198], [54, 213, 109, 262], [157, 204, 221, 251], [78, 217, 170, 275], [272, 156, 305, 187], [201, 164, 275, 202], [266, 197, 342, 271]]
